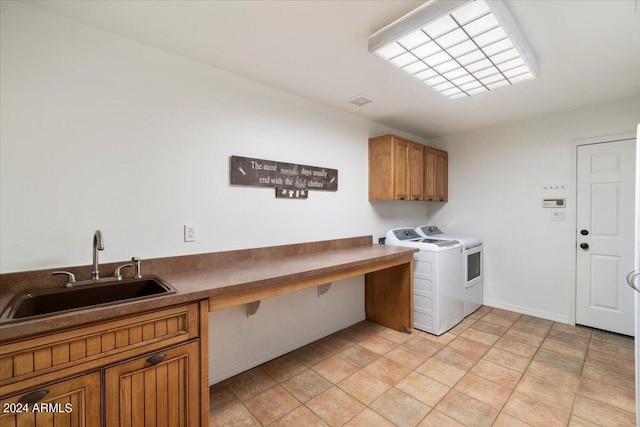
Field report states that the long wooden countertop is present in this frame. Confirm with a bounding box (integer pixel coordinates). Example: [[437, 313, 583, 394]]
[[0, 236, 417, 343]]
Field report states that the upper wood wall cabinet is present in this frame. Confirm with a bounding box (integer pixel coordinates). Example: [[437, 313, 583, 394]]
[[369, 134, 447, 202]]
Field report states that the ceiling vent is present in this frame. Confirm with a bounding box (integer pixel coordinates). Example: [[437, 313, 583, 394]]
[[347, 95, 373, 107]]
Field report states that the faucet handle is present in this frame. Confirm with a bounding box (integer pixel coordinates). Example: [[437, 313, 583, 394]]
[[52, 271, 76, 287], [114, 263, 132, 280], [131, 257, 142, 279]]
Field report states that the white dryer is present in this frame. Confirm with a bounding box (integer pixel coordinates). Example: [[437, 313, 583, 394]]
[[386, 228, 464, 335], [416, 225, 483, 317]]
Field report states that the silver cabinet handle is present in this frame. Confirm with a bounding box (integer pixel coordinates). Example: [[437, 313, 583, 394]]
[[626, 270, 640, 292]]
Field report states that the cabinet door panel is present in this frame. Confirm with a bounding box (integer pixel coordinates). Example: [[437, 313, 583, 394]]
[[410, 143, 424, 201], [435, 150, 448, 202], [105, 342, 199, 427], [368, 135, 394, 200], [424, 148, 437, 201], [0, 371, 101, 427]]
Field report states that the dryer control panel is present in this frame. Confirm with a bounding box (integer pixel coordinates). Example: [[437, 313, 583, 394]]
[[418, 225, 443, 236]]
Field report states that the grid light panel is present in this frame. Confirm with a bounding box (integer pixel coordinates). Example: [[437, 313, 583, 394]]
[[373, 0, 535, 99]]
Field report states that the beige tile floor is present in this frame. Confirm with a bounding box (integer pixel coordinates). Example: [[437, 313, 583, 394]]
[[209, 306, 636, 426]]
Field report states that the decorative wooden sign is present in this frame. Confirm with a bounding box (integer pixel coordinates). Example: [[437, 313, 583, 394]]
[[230, 156, 338, 191], [276, 188, 308, 199]]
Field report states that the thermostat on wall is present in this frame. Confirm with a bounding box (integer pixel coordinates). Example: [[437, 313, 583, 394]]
[[542, 198, 566, 208]]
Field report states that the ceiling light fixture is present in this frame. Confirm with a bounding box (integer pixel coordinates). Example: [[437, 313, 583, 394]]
[[369, 0, 539, 99]]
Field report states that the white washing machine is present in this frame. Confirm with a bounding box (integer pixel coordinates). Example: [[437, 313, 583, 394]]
[[416, 225, 483, 317], [386, 227, 464, 335]]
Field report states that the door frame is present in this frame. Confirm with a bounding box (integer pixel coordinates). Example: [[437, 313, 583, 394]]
[[568, 131, 636, 326]]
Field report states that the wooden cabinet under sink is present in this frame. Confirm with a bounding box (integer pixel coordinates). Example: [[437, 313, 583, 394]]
[[0, 371, 101, 426], [369, 134, 448, 202], [0, 302, 207, 427]]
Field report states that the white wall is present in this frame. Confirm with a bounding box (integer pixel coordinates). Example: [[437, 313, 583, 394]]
[[0, 2, 430, 272], [0, 2, 432, 383], [427, 97, 640, 323]]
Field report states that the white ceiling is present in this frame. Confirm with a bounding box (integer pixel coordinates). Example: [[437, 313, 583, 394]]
[[21, 0, 640, 138]]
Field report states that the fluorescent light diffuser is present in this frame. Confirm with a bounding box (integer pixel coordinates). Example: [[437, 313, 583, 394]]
[[369, 0, 538, 99]]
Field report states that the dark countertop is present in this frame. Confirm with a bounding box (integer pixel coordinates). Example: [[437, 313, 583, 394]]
[[0, 238, 417, 343]]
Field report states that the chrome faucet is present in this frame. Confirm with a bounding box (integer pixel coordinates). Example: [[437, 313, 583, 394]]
[[91, 230, 104, 280], [52, 230, 144, 287]]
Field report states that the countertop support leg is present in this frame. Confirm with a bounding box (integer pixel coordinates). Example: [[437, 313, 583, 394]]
[[364, 261, 413, 332]]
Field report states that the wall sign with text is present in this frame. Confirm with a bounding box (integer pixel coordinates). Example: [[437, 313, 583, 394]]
[[230, 156, 338, 193]]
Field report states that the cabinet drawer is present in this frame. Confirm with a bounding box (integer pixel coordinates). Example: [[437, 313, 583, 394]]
[[0, 303, 198, 390]]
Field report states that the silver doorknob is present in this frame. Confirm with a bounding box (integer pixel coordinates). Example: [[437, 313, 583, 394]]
[[626, 270, 640, 292]]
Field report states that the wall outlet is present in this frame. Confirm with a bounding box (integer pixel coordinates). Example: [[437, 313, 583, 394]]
[[184, 224, 196, 242]]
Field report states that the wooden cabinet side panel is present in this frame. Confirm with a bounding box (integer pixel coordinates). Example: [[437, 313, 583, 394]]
[[104, 341, 200, 427], [198, 300, 209, 427], [435, 150, 448, 202], [410, 143, 424, 201], [364, 262, 413, 332], [368, 135, 394, 200], [0, 371, 101, 427]]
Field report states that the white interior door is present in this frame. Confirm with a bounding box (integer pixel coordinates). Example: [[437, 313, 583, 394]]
[[576, 138, 636, 336]]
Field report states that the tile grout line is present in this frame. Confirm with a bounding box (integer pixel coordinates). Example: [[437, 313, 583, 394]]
[[565, 325, 593, 427], [406, 307, 515, 426], [489, 314, 550, 427], [335, 325, 438, 427], [445, 309, 530, 427], [212, 309, 635, 427]]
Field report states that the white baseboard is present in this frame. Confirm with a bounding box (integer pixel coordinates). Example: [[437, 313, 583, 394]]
[[483, 299, 570, 324], [209, 317, 363, 384]]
